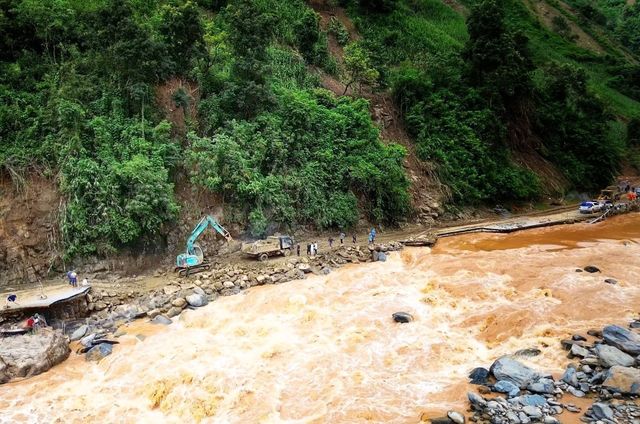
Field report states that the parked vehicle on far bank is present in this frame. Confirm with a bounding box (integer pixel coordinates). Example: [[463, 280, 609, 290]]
[[579, 201, 603, 214], [599, 200, 614, 210]]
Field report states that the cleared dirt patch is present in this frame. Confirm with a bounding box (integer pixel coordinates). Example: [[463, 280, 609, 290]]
[[525, 0, 604, 54], [155, 78, 200, 138], [0, 172, 62, 289]]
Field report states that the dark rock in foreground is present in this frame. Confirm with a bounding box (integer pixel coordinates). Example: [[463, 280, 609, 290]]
[[603, 365, 640, 394], [595, 344, 635, 367], [469, 367, 490, 385], [603, 325, 640, 355], [490, 356, 541, 389]]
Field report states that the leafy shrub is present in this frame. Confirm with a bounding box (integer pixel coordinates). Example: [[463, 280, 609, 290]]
[[329, 17, 350, 46]]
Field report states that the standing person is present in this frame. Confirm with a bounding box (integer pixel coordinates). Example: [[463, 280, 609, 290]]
[[369, 228, 377, 244], [328, 237, 334, 248], [66, 270, 78, 288], [307, 243, 311, 256], [314, 241, 319, 255], [4, 294, 18, 309], [296, 243, 301, 256], [340, 232, 345, 245], [352, 233, 357, 244]]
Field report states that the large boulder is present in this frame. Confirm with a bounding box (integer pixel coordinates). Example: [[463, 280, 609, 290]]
[[602, 365, 640, 394], [490, 356, 541, 389], [596, 344, 635, 368], [602, 325, 640, 355], [186, 293, 208, 308], [0, 329, 70, 384], [85, 343, 113, 362]]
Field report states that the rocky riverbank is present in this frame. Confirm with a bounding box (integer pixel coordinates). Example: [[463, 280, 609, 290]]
[[64, 243, 403, 361], [0, 328, 70, 384], [449, 321, 640, 424]]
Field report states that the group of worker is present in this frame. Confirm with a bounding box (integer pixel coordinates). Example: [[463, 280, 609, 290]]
[[66, 270, 89, 288], [295, 228, 378, 257]]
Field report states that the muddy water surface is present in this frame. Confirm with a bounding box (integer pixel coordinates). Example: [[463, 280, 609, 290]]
[[2, 215, 640, 423]]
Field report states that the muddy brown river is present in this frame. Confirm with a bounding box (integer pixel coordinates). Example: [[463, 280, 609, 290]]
[[2, 214, 640, 423]]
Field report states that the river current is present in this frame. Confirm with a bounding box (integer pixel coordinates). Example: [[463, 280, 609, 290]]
[[3, 214, 640, 423]]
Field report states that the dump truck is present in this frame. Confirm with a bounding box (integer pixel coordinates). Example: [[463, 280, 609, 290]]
[[241, 235, 295, 261], [598, 186, 621, 202]]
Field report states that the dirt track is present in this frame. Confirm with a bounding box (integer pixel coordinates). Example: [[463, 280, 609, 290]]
[[1, 203, 594, 304]]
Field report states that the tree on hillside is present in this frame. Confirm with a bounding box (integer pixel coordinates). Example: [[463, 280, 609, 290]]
[[343, 42, 379, 95], [92, 0, 172, 85], [464, 0, 534, 106], [617, 4, 640, 55], [358, 0, 396, 13], [222, 0, 275, 117], [463, 0, 535, 148], [295, 9, 321, 63], [534, 62, 619, 189], [160, 1, 206, 72]]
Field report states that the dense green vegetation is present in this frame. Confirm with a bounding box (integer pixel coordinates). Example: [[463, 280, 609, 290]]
[[1, 0, 639, 257], [0, 0, 407, 256], [348, 0, 638, 200]]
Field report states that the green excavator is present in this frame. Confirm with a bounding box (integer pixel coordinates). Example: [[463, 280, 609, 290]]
[[175, 215, 232, 277]]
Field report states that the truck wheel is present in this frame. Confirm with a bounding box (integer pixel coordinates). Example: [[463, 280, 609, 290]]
[[283, 248, 291, 257], [259, 253, 269, 262]]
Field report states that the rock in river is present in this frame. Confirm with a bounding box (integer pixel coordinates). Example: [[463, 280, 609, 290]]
[[392, 312, 413, 323], [603, 325, 640, 355], [151, 315, 173, 325], [602, 365, 640, 394], [596, 344, 635, 368], [186, 293, 208, 308], [85, 343, 113, 362], [447, 410, 465, 424], [490, 356, 541, 388], [70, 325, 88, 341], [0, 329, 70, 384], [583, 265, 601, 273], [469, 367, 490, 385], [514, 348, 541, 358]]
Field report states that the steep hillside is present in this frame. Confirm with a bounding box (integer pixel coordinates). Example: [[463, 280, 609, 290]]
[[1, 0, 639, 269]]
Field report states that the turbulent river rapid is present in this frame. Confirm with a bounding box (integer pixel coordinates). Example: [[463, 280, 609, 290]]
[[3, 214, 640, 423]]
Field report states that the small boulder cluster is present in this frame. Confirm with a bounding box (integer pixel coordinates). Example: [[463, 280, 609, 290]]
[[467, 356, 564, 423], [466, 322, 640, 423]]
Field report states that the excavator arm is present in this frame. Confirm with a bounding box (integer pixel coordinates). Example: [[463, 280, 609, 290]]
[[186, 215, 232, 255]]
